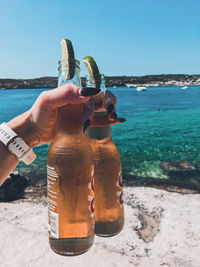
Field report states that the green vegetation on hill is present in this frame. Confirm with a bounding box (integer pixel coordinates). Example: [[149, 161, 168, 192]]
[[0, 74, 200, 89]]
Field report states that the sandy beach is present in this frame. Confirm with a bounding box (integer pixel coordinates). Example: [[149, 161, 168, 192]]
[[0, 186, 200, 267]]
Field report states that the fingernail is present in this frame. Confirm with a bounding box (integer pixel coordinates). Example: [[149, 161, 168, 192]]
[[119, 118, 126, 123], [109, 112, 117, 121], [80, 87, 101, 97], [83, 119, 91, 132], [107, 103, 114, 114], [112, 112, 117, 119]]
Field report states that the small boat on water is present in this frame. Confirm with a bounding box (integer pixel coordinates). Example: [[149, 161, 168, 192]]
[[125, 84, 147, 91], [136, 86, 147, 92], [181, 86, 188, 90]]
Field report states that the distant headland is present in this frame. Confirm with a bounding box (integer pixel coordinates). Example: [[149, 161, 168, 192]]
[[0, 74, 200, 89]]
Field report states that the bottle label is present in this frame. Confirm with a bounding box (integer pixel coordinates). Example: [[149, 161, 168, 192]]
[[48, 210, 59, 239], [88, 169, 95, 216], [116, 169, 124, 207], [47, 165, 59, 238], [47, 164, 95, 239]]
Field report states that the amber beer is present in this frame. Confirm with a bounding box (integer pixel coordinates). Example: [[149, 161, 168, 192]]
[[85, 76, 124, 236], [47, 47, 95, 255], [87, 125, 124, 236], [47, 103, 95, 255]]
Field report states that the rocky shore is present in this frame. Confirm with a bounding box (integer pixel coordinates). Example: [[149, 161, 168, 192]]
[[104, 74, 200, 87], [0, 77, 58, 89], [0, 74, 200, 89], [1, 158, 200, 203]]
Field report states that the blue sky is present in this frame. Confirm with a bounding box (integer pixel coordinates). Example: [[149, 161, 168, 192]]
[[0, 0, 199, 78]]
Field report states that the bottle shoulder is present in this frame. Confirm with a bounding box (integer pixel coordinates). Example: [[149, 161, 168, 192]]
[[89, 137, 120, 154], [49, 133, 92, 152], [89, 136, 116, 146]]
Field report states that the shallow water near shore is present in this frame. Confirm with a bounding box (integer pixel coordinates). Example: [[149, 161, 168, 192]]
[[0, 86, 200, 189]]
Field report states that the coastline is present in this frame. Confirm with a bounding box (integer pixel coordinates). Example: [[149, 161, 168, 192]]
[[1, 170, 199, 205], [0, 74, 200, 89], [9, 157, 200, 202], [21, 182, 198, 207]]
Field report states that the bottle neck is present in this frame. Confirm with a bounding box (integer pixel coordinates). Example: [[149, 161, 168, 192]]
[[86, 74, 105, 93], [58, 60, 81, 87], [56, 104, 84, 134], [56, 59, 83, 135], [85, 111, 111, 140], [86, 74, 106, 112], [85, 126, 111, 140]]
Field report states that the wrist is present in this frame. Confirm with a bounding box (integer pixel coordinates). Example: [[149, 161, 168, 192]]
[[7, 111, 40, 148]]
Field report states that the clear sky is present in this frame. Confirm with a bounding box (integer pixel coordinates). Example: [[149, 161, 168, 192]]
[[0, 0, 199, 78]]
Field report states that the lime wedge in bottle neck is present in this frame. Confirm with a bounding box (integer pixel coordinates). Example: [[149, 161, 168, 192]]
[[83, 56, 102, 90], [61, 38, 75, 80]]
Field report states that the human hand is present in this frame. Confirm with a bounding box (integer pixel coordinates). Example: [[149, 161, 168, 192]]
[[89, 89, 126, 127], [8, 83, 100, 147]]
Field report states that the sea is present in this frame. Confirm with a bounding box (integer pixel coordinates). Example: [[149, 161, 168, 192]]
[[1, 86, 200, 189]]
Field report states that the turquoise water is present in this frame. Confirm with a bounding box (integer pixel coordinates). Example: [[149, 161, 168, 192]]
[[1, 86, 200, 187]]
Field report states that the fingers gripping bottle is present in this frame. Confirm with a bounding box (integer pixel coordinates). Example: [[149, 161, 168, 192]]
[[83, 56, 124, 237], [47, 40, 95, 256]]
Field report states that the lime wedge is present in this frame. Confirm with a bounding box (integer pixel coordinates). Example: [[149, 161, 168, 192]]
[[83, 56, 102, 89], [61, 38, 75, 80]]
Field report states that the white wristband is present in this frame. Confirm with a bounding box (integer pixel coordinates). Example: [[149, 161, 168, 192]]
[[0, 122, 36, 165]]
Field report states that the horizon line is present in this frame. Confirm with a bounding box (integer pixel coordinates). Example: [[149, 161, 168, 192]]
[[0, 73, 200, 80]]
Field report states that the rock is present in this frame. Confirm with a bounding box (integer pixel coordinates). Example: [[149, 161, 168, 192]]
[[160, 160, 200, 178], [0, 172, 29, 202], [138, 214, 160, 243]]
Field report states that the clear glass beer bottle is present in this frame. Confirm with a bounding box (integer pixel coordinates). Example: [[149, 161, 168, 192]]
[[85, 74, 124, 237], [47, 59, 95, 256]]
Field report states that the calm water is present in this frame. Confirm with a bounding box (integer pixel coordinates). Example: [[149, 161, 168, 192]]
[[1, 86, 200, 187]]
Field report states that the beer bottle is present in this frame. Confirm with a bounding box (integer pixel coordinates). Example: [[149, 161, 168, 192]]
[[83, 56, 124, 237], [47, 40, 95, 256]]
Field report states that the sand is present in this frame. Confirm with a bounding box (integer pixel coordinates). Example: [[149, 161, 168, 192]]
[[0, 187, 200, 267]]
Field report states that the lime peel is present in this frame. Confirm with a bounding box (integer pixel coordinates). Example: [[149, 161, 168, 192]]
[[83, 56, 102, 89], [61, 38, 75, 80]]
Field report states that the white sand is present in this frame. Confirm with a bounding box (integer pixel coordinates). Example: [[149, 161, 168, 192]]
[[0, 187, 200, 267]]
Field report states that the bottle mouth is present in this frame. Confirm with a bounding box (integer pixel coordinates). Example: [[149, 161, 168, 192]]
[[85, 73, 105, 96], [85, 74, 104, 88], [85, 74, 104, 81], [58, 59, 80, 71]]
